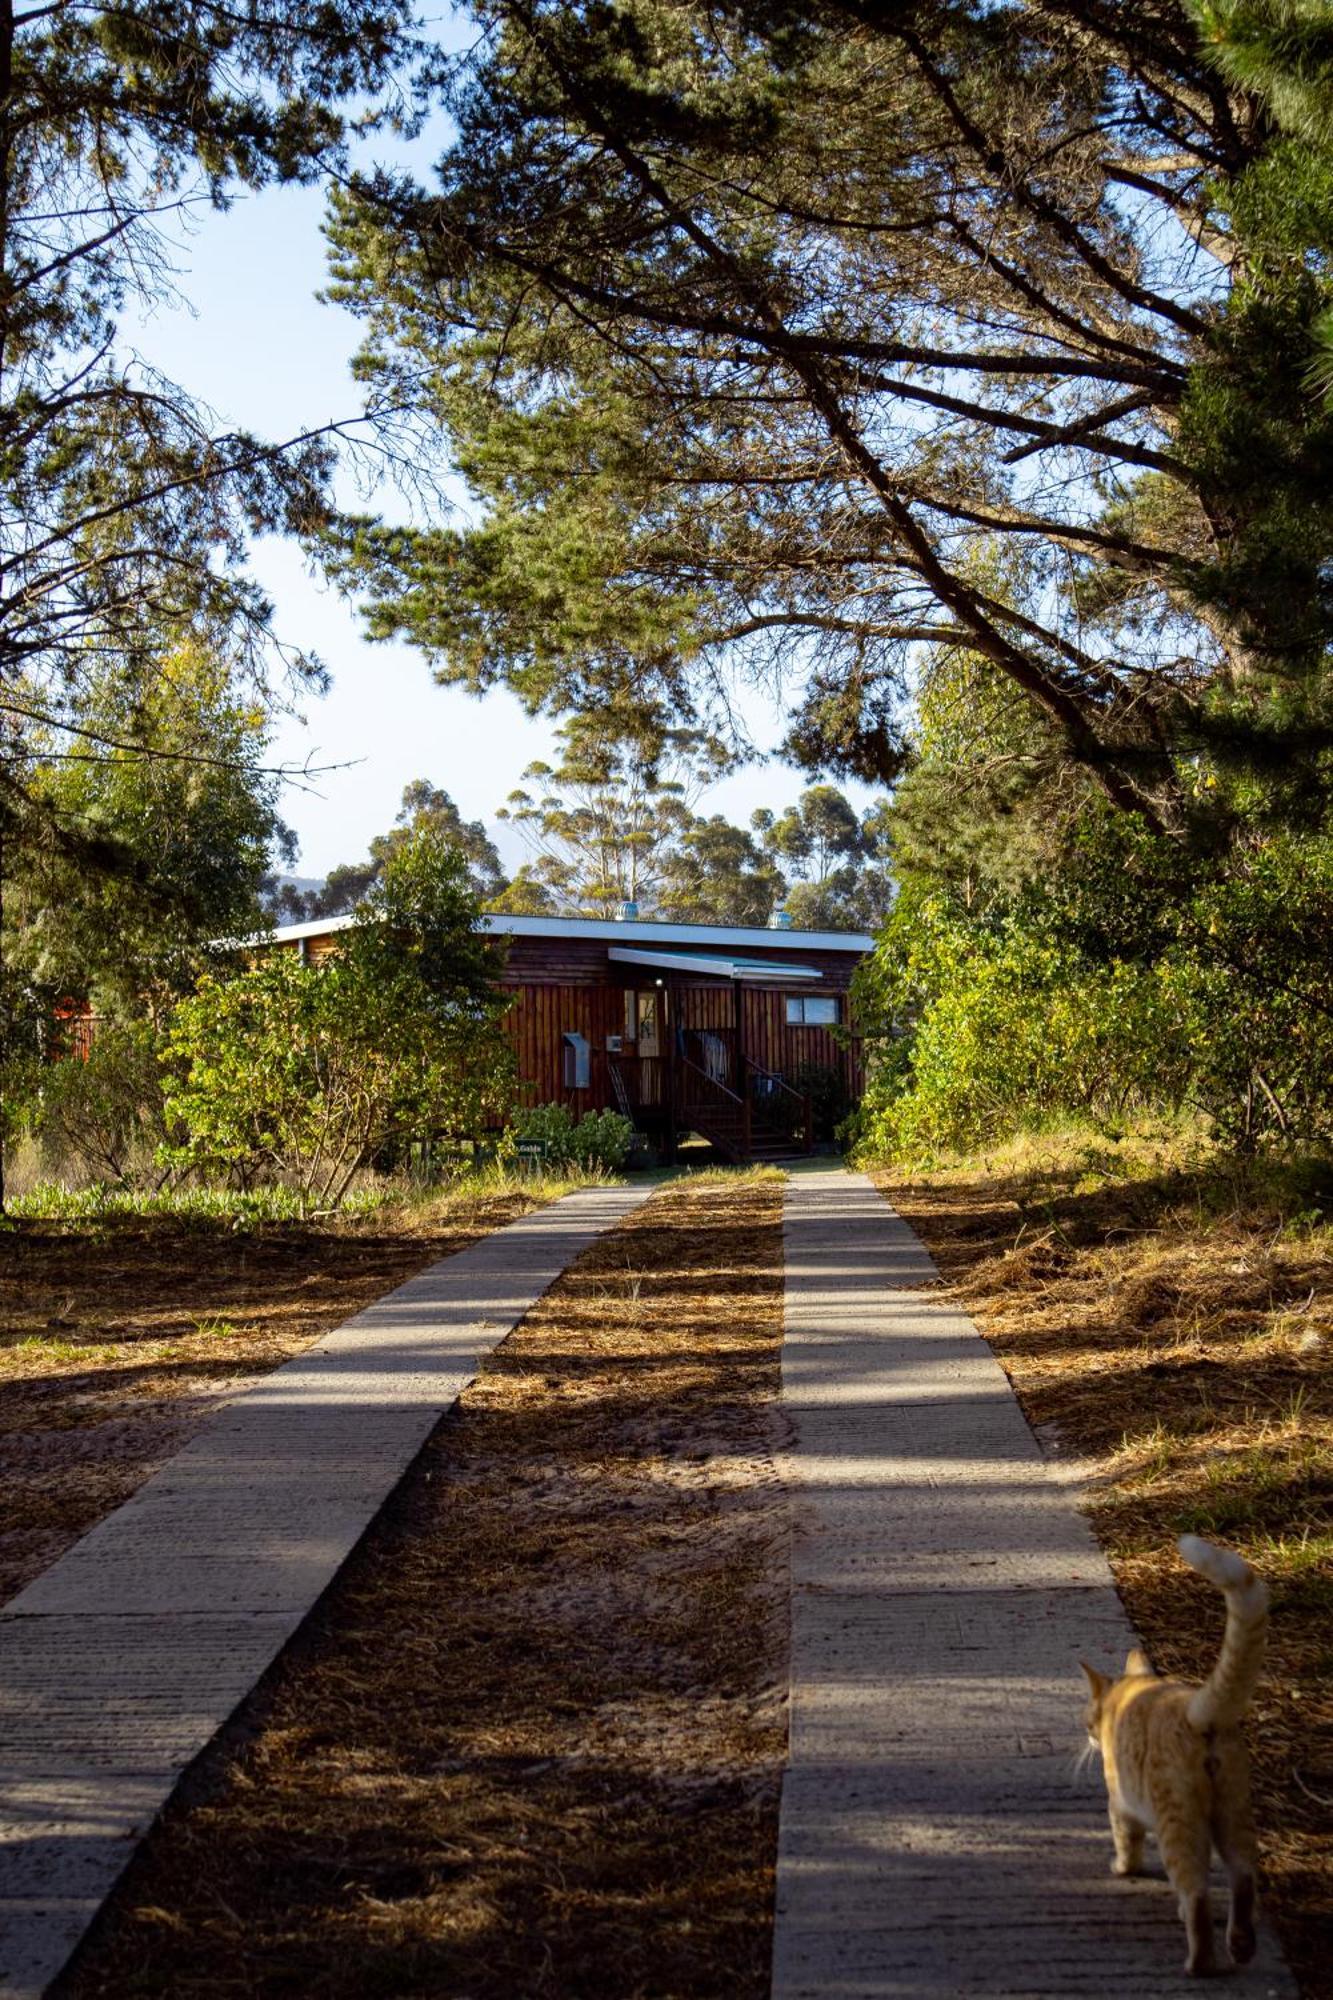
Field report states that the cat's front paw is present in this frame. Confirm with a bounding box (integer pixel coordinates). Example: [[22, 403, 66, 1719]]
[[1110, 1858, 1142, 1877]]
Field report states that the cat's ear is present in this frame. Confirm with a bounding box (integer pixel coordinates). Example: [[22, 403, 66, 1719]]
[[1124, 1647, 1155, 1678], [1080, 1661, 1108, 1699]]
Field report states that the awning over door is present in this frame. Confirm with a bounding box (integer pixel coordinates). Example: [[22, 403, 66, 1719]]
[[607, 946, 819, 982]]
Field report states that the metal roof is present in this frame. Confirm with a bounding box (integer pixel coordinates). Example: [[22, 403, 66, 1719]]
[[261, 911, 875, 953]]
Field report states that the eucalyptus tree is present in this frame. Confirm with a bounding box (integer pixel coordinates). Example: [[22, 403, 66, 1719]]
[[496, 708, 732, 916], [0, 0, 422, 1210], [276, 779, 507, 918], [657, 814, 785, 925], [754, 785, 893, 929], [10, 638, 289, 1013], [326, 0, 1333, 841]]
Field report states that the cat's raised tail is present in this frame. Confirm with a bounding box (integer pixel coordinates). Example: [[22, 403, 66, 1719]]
[[1178, 1534, 1269, 1732]]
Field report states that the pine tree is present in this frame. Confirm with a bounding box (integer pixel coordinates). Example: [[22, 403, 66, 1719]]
[[324, 0, 1333, 838]]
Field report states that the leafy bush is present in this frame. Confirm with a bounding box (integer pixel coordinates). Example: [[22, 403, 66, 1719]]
[[852, 894, 1188, 1162], [30, 1019, 173, 1188], [160, 830, 516, 1211], [1049, 819, 1333, 1152], [514, 1102, 635, 1170], [788, 1060, 853, 1143], [853, 824, 1333, 1164]]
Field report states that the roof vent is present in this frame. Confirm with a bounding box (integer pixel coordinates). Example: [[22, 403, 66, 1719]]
[[772, 905, 793, 930], [618, 900, 639, 922]]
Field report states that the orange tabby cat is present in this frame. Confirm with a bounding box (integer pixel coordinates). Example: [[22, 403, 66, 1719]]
[[1081, 1534, 1269, 1978]]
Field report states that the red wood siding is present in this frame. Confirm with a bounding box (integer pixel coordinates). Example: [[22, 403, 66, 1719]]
[[274, 923, 869, 1112], [503, 982, 627, 1113], [504, 977, 863, 1112], [499, 933, 862, 991]]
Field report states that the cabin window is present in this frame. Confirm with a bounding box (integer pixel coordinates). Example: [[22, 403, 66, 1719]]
[[786, 994, 839, 1026], [561, 1032, 591, 1090]]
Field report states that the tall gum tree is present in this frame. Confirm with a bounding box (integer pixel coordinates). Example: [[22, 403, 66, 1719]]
[[324, 0, 1333, 841]]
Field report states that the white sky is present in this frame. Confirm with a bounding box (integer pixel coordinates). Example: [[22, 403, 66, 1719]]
[[128, 89, 881, 879]]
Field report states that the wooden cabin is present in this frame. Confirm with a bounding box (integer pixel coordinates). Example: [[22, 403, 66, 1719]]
[[268, 910, 875, 1164]]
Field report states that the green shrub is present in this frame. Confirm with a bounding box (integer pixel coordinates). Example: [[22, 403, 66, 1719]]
[[160, 830, 516, 1211], [853, 824, 1333, 1164], [852, 895, 1188, 1163], [30, 1019, 172, 1188], [788, 1060, 853, 1143], [514, 1102, 634, 1170], [1049, 819, 1333, 1152]]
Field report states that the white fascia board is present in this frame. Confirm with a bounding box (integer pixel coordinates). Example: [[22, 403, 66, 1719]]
[[259, 912, 875, 953], [608, 946, 819, 981], [262, 914, 358, 946], [483, 914, 874, 952]]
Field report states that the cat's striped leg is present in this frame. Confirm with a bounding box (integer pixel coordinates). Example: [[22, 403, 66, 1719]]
[[1157, 1815, 1216, 1977], [1108, 1804, 1146, 1877], [1212, 1757, 1259, 1967]]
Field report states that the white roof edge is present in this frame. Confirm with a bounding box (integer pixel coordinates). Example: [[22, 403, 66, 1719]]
[[258, 912, 360, 945], [608, 946, 819, 981], [260, 911, 874, 952]]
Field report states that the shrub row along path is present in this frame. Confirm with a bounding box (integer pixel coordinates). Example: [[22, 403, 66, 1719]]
[[0, 1185, 653, 1999], [774, 1163, 1294, 1999]]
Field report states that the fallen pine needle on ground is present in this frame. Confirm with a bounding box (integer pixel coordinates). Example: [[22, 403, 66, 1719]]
[[0, 1176, 587, 1606], [59, 1167, 787, 2000], [878, 1133, 1332, 2000]]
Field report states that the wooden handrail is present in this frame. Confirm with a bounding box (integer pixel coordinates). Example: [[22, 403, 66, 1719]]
[[745, 1061, 814, 1153], [677, 1055, 745, 1112], [677, 1055, 750, 1157]]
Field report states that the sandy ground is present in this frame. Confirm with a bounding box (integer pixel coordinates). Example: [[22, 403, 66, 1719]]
[[0, 1192, 548, 1605], [58, 1168, 788, 2000]]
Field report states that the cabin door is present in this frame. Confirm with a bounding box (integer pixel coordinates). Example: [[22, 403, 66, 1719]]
[[636, 991, 661, 1059]]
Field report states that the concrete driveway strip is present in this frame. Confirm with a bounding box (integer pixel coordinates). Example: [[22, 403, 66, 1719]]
[[0, 1182, 653, 2000], [774, 1165, 1294, 2000]]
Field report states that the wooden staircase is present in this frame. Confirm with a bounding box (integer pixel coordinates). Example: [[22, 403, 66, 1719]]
[[676, 1057, 747, 1161], [676, 1056, 813, 1164]]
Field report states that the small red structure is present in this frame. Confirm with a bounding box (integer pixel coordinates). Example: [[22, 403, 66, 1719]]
[[51, 998, 98, 1061], [270, 911, 874, 1162]]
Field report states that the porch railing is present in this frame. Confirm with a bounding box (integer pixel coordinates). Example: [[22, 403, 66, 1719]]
[[614, 1047, 813, 1160], [676, 1055, 750, 1161], [744, 1062, 814, 1153]]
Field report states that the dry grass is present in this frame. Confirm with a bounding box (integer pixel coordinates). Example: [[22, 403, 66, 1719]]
[[0, 1182, 580, 1606], [878, 1133, 1333, 2000], [59, 1167, 787, 2000]]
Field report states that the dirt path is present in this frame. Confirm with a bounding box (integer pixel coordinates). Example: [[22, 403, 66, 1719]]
[[0, 1192, 554, 1607], [58, 1168, 787, 2000]]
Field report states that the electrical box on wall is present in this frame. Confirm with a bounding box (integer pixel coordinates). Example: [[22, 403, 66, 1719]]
[[606, 1034, 624, 1052], [561, 1031, 592, 1090]]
